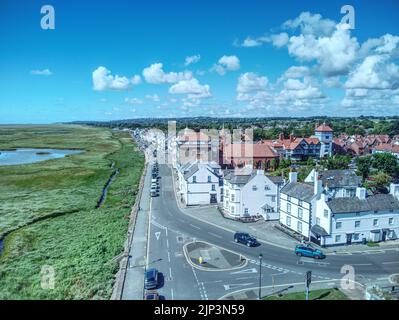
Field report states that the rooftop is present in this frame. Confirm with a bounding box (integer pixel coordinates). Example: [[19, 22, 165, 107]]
[[328, 194, 399, 214]]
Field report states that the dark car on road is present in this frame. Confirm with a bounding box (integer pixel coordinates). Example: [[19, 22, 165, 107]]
[[295, 244, 325, 259], [144, 268, 159, 289], [234, 232, 259, 247]]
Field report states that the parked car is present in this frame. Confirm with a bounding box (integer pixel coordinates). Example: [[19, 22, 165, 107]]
[[144, 268, 159, 289], [295, 244, 325, 259], [234, 232, 259, 247], [144, 292, 160, 300], [151, 183, 158, 189]]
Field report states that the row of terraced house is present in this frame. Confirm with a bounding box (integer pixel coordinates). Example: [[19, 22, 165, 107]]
[[171, 125, 399, 246]]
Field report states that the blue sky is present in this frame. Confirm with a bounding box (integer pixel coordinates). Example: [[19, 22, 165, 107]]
[[0, 0, 399, 123]]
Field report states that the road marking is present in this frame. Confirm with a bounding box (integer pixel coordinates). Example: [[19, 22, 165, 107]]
[[236, 276, 255, 281], [382, 261, 399, 265], [351, 263, 373, 266], [155, 231, 161, 240], [171, 288, 174, 300], [223, 283, 254, 291], [230, 268, 258, 275], [166, 239, 169, 249], [169, 267, 172, 278], [167, 251, 171, 262], [208, 232, 222, 239], [189, 224, 201, 230]]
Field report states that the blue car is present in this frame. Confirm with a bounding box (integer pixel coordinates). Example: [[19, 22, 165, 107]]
[[295, 244, 325, 259]]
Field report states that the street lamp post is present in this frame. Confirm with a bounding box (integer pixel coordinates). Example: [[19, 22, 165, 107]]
[[258, 253, 263, 300]]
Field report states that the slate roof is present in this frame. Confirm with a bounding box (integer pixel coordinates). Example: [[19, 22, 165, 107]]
[[183, 163, 199, 180], [267, 175, 284, 184], [318, 169, 361, 189], [281, 182, 314, 202], [327, 194, 399, 214]]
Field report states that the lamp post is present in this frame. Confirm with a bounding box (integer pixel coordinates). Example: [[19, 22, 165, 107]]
[[258, 253, 263, 300]]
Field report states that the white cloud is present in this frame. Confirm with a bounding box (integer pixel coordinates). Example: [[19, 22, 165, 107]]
[[283, 12, 336, 37], [241, 37, 263, 47], [345, 55, 399, 90], [213, 55, 240, 75], [169, 78, 211, 99], [145, 94, 160, 102], [184, 55, 201, 66], [281, 66, 310, 79], [270, 33, 289, 48], [237, 72, 268, 93], [280, 77, 325, 100], [287, 26, 359, 77], [124, 97, 143, 105], [30, 69, 52, 76], [92, 66, 140, 91], [142, 63, 192, 84]]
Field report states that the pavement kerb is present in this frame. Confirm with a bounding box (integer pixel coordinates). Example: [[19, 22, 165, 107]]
[[218, 278, 366, 300], [169, 165, 294, 252], [110, 141, 148, 300], [183, 240, 248, 272]]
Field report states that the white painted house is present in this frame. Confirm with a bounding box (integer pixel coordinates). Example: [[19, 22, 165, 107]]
[[222, 166, 284, 221], [279, 172, 316, 239], [177, 161, 222, 206], [311, 184, 399, 246]]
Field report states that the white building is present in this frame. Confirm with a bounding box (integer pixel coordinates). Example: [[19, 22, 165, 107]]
[[222, 166, 284, 221], [279, 172, 316, 239], [314, 123, 333, 158], [177, 161, 222, 206], [311, 184, 399, 246], [280, 169, 399, 246]]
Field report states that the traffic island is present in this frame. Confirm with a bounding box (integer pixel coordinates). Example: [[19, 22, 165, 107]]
[[183, 241, 247, 271]]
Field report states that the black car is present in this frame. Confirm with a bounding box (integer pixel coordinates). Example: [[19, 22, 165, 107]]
[[144, 268, 159, 290], [234, 232, 259, 247]]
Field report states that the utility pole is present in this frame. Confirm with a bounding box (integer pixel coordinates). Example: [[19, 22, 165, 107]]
[[258, 253, 263, 300], [305, 271, 312, 301]]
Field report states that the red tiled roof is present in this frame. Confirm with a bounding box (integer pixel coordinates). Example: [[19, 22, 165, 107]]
[[315, 124, 333, 132], [177, 131, 210, 142], [224, 143, 278, 159]]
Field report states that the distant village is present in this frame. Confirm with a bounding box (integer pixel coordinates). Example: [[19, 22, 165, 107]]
[[135, 122, 399, 248]]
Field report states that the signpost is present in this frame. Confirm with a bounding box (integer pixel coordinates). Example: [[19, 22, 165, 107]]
[[305, 271, 312, 301]]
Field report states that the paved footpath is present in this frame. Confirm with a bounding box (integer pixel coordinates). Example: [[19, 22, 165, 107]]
[[121, 162, 151, 300], [171, 166, 399, 255]]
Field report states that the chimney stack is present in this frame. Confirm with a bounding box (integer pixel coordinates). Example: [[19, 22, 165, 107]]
[[289, 171, 297, 183], [356, 187, 367, 200], [314, 172, 323, 195]]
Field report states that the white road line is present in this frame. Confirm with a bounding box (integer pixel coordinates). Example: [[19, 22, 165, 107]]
[[382, 261, 399, 265], [166, 239, 169, 249], [189, 224, 201, 230], [167, 251, 171, 262], [351, 263, 373, 266], [171, 288, 174, 300], [236, 276, 255, 280], [169, 267, 172, 278], [208, 232, 222, 239]]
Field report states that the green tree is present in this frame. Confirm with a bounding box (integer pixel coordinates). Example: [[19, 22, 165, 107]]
[[365, 172, 392, 192], [356, 156, 373, 180], [372, 153, 399, 178], [323, 155, 351, 170]]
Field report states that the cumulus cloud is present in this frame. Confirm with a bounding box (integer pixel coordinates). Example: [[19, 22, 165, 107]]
[[184, 55, 201, 66], [169, 78, 211, 99], [142, 63, 192, 84], [283, 12, 336, 37], [30, 69, 52, 76], [345, 55, 399, 90], [212, 55, 240, 75], [92, 66, 141, 91], [237, 72, 268, 93]]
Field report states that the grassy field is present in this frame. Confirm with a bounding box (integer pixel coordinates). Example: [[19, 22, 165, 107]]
[[264, 288, 349, 300], [0, 125, 144, 299]]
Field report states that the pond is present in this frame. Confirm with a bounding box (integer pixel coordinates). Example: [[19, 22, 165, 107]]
[[0, 148, 83, 166]]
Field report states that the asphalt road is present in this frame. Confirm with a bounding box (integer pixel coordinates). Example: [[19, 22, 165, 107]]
[[145, 163, 399, 300]]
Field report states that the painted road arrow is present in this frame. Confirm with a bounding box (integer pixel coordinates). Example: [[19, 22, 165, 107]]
[[230, 268, 258, 275], [223, 283, 254, 291], [155, 231, 161, 240]]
